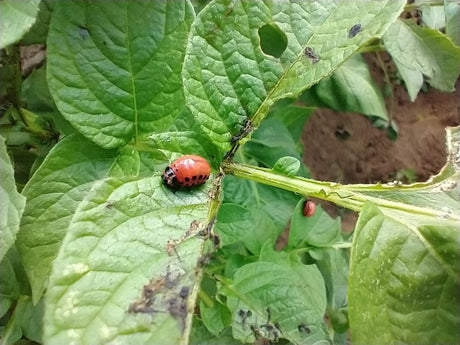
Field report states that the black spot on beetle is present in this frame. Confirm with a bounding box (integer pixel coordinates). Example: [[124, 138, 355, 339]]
[[349, 24, 362, 38]]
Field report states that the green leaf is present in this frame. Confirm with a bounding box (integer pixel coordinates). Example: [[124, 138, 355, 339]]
[[268, 99, 315, 143], [222, 250, 328, 344], [216, 203, 278, 254], [145, 108, 221, 168], [190, 318, 240, 345], [43, 176, 212, 345], [22, 0, 55, 45], [47, 1, 194, 149], [184, 0, 405, 148], [21, 66, 75, 136], [16, 134, 120, 302], [383, 19, 460, 100], [200, 300, 231, 337], [273, 156, 300, 177], [288, 200, 341, 249], [316, 248, 349, 335], [219, 175, 300, 254], [300, 54, 388, 124], [14, 296, 44, 343], [446, 1, 460, 46], [0, 135, 26, 262], [348, 202, 460, 345], [418, 1, 446, 29], [244, 118, 308, 177], [0, 0, 40, 49]]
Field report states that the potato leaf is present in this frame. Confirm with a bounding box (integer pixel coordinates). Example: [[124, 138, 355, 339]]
[[0, 0, 40, 48], [383, 19, 460, 101], [184, 0, 406, 149], [0, 135, 26, 262]]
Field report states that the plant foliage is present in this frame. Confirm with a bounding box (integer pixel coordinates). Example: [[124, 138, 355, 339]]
[[1, 1, 459, 345]]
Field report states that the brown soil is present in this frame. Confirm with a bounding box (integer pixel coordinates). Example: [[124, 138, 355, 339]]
[[301, 52, 460, 231]]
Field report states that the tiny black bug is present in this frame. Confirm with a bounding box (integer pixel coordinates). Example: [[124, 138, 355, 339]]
[[78, 26, 90, 39], [298, 323, 311, 334], [250, 325, 263, 339], [304, 47, 320, 64], [237, 309, 252, 327], [348, 24, 362, 38]]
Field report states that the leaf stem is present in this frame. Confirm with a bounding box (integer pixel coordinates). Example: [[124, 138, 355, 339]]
[[198, 289, 214, 308], [221, 162, 460, 221]]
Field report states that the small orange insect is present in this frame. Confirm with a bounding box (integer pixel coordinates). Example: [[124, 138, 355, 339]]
[[302, 200, 316, 217], [162, 155, 211, 190]]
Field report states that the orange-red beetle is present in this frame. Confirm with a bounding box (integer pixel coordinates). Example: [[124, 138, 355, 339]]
[[162, 155, 211, 190], [302, 200, 316, 217]]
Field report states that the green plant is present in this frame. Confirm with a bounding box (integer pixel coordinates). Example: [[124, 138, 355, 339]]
[[1, 1, 459, 345]]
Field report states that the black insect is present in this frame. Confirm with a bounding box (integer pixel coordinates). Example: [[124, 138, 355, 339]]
[[179, 286, 190, 299], [238, 309, 252, 327], [298, 323, 311, 334], [260, 308, 282, 341], [348, 24, 362, 38], [250, 325, 263, 339], [304, 47, 320, 64], [231, 119, 253, 144], [78, 26, 90, 39]]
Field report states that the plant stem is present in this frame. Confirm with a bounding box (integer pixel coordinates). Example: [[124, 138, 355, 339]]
[[221, 162, 459, 220], [198, 289, 214, 308]]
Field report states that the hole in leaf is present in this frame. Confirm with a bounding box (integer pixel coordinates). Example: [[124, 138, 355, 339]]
[[258, 23, 287, 58]]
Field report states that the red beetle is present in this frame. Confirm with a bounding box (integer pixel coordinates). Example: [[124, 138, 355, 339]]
[[162, 155, 211, 190], [302, 200, 316, 217]]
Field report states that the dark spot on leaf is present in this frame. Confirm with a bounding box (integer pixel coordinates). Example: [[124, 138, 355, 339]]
[[78, 26, 90, 39], [212, 233, 220, 247], [179, 286, 190, 299], [305, 47, 320, 64], [167, 297, 187, 326], [349, 24, 362, 38], [250, 325, 263, 338], [197, 253, 212, 266], [128, 269, 180, 314], [298, 324, 311, 333], [258, 23, 288, 58]]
